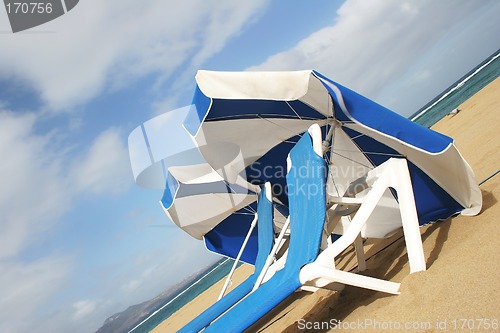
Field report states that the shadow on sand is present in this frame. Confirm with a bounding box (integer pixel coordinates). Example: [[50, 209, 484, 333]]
[[248, 186, 496, 333], [254, 219, 455, 333]]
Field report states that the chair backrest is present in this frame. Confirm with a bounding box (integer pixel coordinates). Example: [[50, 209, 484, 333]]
[[284, 125, 327, 280], [197, 126, 329, 333]]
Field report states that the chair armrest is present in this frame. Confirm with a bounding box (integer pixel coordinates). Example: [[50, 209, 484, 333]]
[[327, 196, 364, 206]]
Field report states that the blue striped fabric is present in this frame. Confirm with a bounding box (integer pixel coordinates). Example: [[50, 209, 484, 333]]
[[313, 70, 453, 154]]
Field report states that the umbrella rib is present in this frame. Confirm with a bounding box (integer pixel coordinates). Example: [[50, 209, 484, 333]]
[[257, 115, 304, 138], [228, 185, 257, 214], [330, 151, 374, 169], [327, 166, 342, 197], [362, 151, 404, 157], [234, 211, 256, 216], [329, 148, 404, 157], [241, 206, 257, 214], [343, 135, 383, 171], [285, 101, 303, 120], [326, 122, 342, 196], [350, 133, 365, 140], [208, 114, 318, 121], [213, 178, 258, 214]]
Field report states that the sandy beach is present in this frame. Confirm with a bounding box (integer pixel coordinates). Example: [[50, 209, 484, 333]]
[[153, 77, 500, 333]]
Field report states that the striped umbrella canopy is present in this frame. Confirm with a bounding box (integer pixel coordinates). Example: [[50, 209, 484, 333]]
[[183, 70, 482, 242]]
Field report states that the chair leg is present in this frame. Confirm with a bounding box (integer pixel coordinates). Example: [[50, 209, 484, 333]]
[[354, 234, 366, 271], [301, 279, 345, 292], [387, 158, 426, 273], [301, 265, 400, 294]]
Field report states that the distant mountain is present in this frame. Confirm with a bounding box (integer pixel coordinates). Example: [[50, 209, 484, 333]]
[[95, 290, 173, 333], [95, 260, 222, 333]]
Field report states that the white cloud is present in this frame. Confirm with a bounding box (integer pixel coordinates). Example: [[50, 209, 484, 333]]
[[72, 299, 99, 321], [72, 128, 132, 195], [0, 108, 139, 332], [0, 229, 217, 333], [0, 111, 70, 258], [0, 256, 72, 333], [69, 231, 217, 332], [0, 110, 131, 259], [248, 0, 499, 115], [0, 0, 268, 111], [121, 265, 158, 293]]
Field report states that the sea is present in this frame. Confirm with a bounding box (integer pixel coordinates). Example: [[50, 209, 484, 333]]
[[411, 50, 500, 127], [129, 49, 500, 333], [128, 258, 236, 333]]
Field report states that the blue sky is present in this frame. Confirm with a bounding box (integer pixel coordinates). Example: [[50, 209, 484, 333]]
[[0, 1, 499, 332]]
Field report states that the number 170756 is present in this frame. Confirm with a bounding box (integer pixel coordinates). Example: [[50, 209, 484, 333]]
[[6, 2, 53, 14]]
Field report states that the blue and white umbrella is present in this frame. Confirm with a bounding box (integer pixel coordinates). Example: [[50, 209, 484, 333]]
[[128, 107, 285, 264], [183, 70, 482, 243]]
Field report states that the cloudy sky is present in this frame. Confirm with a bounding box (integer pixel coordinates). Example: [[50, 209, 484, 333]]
[[0, 0, 499, 332]]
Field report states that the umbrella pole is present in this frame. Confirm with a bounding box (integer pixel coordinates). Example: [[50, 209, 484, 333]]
[[217, 213, 258, 300], [322, 121, 336, 154]]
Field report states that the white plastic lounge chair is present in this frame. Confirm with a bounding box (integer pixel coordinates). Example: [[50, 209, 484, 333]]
[[203, 124, 426, 332], [255, 125, 426, 296]]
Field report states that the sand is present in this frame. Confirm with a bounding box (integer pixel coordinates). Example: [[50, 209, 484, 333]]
[[153, 77, 500, 333]]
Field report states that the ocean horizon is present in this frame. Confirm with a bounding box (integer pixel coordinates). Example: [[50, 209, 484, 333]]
[[125, 49, 500, 333], [412, 49, 500, 127], [127, 258, 235, 333]]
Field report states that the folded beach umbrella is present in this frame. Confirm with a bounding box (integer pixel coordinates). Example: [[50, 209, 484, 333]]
[[128, 108, 284, 264], [184, 70, 482, 240], [160, 163, 269, 264]]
